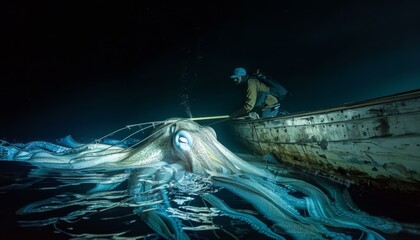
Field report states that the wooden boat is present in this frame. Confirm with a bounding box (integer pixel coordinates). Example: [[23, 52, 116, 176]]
[[231, 89, 420, 192]]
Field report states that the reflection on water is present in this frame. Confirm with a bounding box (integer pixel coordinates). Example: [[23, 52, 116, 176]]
[[1, 157, 419, 240], [0, 119, 419, 239]]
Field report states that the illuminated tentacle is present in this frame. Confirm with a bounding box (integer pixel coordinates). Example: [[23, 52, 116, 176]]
[[136, 208, 189, 240], [316, 180, 402, 234], [57, 135, 84, 147], [87, 182, 122, 194], [129, 166, 188, 240], [211, 174, 326, 240], [0, 141, 70, 160], [0, 144, 20, 159], [304, 196, 386, 240], [133, 185, 188, 240], [202, 193, 285, 240], [275, 175, 399, 238]]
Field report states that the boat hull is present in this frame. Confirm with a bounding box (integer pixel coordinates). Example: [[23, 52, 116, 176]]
[[231, 90, 420, 192]]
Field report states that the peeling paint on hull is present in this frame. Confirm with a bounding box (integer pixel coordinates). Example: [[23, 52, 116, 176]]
[[232, 89, 420, 192]]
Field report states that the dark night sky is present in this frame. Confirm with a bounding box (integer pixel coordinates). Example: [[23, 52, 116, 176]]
[[2, 0, 420, 142]]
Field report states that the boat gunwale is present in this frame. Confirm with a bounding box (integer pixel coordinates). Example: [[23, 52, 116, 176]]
[[232, 88, 420, 124]]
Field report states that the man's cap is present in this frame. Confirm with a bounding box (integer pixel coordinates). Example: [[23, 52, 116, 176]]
[[230, 67, 247, 78]]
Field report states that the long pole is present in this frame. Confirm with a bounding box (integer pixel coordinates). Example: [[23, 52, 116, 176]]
[[189, 115, 230, 121]]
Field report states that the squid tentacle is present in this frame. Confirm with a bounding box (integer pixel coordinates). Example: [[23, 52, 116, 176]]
[[202, 193, 285, 240], [134, 189, 189, 240], [211, 174, 326, 240], [275, 175, 399, 238], [317, 180, 402, 234]]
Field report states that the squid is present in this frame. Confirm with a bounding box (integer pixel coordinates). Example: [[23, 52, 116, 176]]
[[0, 118, 416, 239]]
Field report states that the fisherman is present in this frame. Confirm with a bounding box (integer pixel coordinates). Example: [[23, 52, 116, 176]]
[[230, 67, 287, 119]]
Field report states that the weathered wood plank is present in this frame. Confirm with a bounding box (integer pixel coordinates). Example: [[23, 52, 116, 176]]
[[232, 89, 420, 192]]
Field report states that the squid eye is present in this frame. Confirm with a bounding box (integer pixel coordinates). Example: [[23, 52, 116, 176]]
[[173, 130, 193, 152]]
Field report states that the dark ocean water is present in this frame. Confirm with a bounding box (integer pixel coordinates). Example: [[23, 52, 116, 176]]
[[0, 153, 419, 240]]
